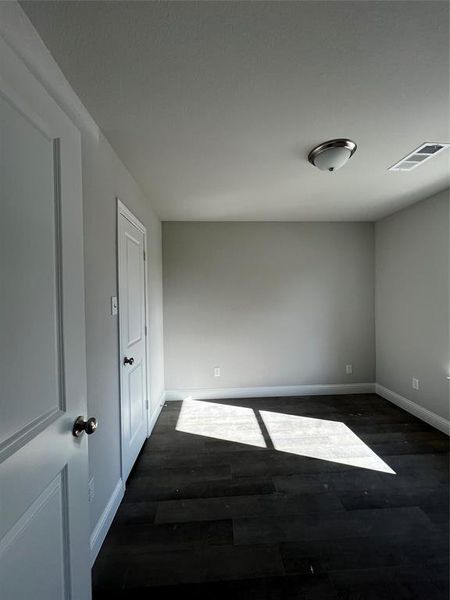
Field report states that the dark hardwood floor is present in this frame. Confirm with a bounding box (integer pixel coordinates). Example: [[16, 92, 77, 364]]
[[92, 394, 449, 599]]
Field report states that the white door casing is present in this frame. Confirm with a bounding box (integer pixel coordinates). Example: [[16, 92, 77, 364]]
[[0, 30, 91, 600], [117, 200, 149, 481]]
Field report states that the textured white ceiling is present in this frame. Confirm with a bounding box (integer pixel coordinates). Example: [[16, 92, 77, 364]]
[[22, 1, 449, 221]]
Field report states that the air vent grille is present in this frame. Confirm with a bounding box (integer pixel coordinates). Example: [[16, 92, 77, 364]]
[[389, 142, 450, 171]]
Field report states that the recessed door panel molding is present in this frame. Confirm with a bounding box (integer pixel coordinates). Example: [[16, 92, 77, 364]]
[[118, 199, 149, 481], [0, 94, 65, 458], [128, 360, 145, 447], [0, 471, 69, 599], [0, 28, 91, 600], [125, 231, 143, 346]]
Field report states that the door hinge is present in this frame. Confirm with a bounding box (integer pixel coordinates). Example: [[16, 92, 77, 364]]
[[145, 399, 149, 410], [143, 250, 146, 261], [145, 324, 147, 336]]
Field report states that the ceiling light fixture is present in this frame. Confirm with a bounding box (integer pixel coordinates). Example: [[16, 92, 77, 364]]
[[308, 139, 357, 172]]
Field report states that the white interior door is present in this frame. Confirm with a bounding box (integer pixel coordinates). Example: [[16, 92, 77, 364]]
[[118, 201, 148, 480], [0, 32, 92, 600]]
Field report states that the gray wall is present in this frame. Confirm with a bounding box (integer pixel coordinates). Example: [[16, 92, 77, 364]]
[[163, 222, 375, 390], [375, 189, 449, 420], [82, 131, 164, 534]]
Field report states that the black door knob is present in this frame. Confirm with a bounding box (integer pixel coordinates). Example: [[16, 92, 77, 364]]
[[123, 356, 134, 365], [72, 416, 98, 437]]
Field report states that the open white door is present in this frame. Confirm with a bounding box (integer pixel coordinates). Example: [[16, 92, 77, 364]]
[[118, 200, 149, 481], [0, 30, 92, 600]]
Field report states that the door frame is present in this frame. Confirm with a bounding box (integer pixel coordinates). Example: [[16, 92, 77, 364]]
[[117, 198, 150, 482]]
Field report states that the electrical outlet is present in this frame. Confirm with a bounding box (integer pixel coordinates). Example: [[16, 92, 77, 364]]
[[88, 477, 95, 502], [214, 367, 221, 377], [346, 364, 353, 375], [412, 377, 419, 390]]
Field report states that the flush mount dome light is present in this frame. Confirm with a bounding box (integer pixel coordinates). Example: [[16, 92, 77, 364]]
[[308, 139, 357, 172]]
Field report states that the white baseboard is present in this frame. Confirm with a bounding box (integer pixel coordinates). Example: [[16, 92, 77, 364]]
[[375, 384, 450, 436], [90, 479, 125, 565], [90, 399, 165, 565], [147, 393, 165, 437], [164, 382, 375, 402], [164, 383, 449, 435]]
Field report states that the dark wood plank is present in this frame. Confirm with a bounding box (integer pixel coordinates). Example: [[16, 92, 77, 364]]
[[233, 506, 437, 545], [280, 533, 448, 574], [101, 519, 233, 554], [123, 475, 276, 502], [155, 491, 343, 524]]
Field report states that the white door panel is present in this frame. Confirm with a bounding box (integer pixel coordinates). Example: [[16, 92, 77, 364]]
[[0, 92, 60, 449], [118, 202, 148, 480], [0, 31, 91, 600]]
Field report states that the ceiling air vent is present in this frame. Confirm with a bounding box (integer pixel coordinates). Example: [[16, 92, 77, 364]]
[[389, 142, 450, 171]]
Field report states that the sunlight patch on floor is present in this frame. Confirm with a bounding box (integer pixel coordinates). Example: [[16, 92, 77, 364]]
[[176, 399, 266, 448], [175, 399, 395, 474], [259, 410, 395, 474]]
